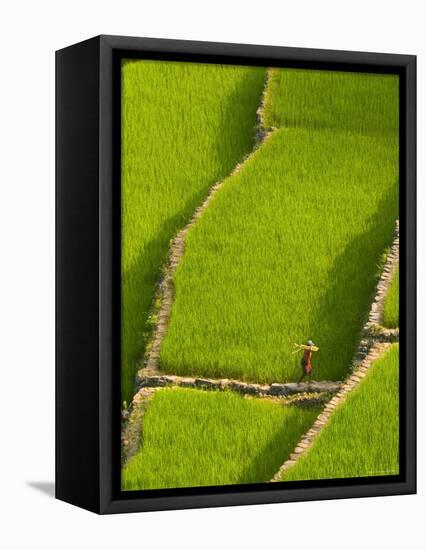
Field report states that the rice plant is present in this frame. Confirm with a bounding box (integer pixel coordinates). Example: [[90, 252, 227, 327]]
[[264, 68, 398, 136], [122, 388, 319, 490]]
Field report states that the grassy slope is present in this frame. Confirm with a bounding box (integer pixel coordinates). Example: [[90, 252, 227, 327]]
[[122, 388, 319, 490], [160, 69, 399, 382], [121, 60, 265, 402], [383, 266, 399, 328], [280, 344, 399, 481]]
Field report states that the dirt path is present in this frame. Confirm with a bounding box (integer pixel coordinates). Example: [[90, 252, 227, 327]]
[[136, 372, 341, 396]]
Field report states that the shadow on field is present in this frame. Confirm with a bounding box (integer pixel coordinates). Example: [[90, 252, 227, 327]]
[[236, 426, 300, 485], [122, 203, 201, 400], [212, 69, 266, 164], [309, 187, 398, 382]]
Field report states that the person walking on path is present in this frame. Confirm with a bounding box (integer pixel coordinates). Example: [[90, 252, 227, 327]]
[[295, 340, 318, 383]]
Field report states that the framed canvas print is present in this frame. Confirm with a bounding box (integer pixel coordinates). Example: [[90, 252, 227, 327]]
[[56, 35, 416, 514]]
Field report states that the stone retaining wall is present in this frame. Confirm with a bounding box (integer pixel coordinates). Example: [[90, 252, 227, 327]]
[[350, 220, 400, 372], [121, 388, 156, 467], [136, 374, 341, 397], [364, 220, 399, 331]]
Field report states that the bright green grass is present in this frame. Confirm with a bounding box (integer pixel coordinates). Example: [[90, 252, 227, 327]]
[[122, 388, 319, 490], [383, 266, 399, 328], [121, 60, 265, 402], [160, 69, 398, 383], [161, 140, 398, 382], [280, 344, 399, 481], [264, 68, 399, 136]]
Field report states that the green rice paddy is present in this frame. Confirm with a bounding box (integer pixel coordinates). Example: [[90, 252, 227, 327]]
[[264, 68, 399, 136], [160, 69, 399, 383], [121, 60, 265, 402], [121, 63, 400, 490], [383, 266, 399, 328], [122, 388, 319, 490], [280, 344, 399, 481]]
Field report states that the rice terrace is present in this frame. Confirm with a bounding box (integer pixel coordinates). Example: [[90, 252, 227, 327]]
[[120, 59, 400, 491]]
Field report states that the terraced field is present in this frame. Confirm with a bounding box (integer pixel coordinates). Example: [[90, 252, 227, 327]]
[[121, 62, 399, 491], [280, 344, 399, 481], [160, 69, 398, 383], [122, 388, 319, 490], [264, 68, 398, 135], [121, 60, 265, 402]]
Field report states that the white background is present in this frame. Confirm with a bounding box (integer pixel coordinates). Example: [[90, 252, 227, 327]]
[[0, 1, 424, 548]]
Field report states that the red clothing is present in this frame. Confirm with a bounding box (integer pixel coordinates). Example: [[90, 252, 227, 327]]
[[301, 349, 312, 375]]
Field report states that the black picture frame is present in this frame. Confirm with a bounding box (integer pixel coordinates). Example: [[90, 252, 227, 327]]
[[56, 35, 416, 514]]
